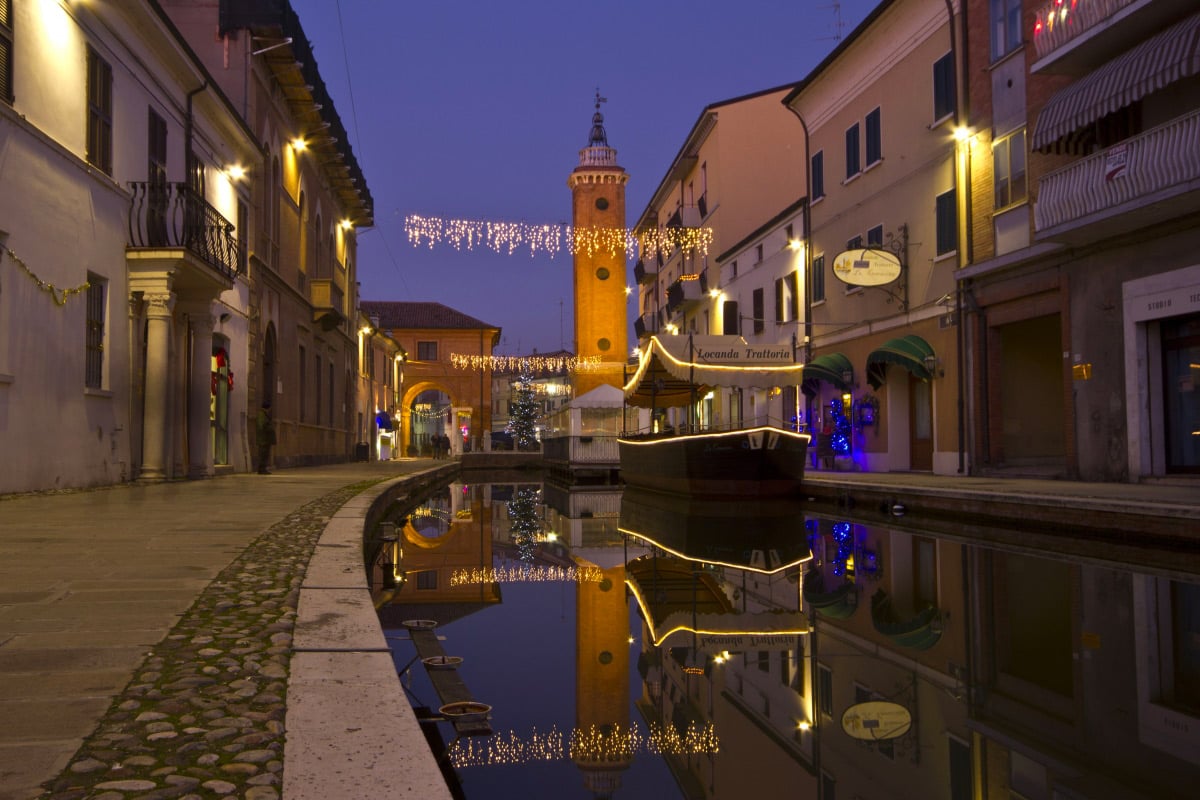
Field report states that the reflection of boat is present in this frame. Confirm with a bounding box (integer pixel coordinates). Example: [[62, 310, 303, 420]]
[[619, 488, 811, 574], [625, 554, 808, 650], [619, 335, 810, 498]]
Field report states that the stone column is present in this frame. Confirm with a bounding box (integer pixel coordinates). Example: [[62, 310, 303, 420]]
[[187, 308, 215, 479], [140, 292, 174, 481]]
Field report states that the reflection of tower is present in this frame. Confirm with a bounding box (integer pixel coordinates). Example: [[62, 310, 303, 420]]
[[573, 559, 632, 796], [568, 91, 628, 397]]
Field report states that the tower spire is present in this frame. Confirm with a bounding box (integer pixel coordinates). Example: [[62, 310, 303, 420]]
[[588, 88, 608, 147]]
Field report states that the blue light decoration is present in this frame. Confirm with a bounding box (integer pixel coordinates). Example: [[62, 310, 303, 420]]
[[829, 398, 852, 455], [831, 521, 854, 577]]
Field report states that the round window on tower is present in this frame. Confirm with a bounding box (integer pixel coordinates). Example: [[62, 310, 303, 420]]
[[595, 266, 610, 280], [597, 338, 611, 352], [595, 197, 609, 211], [598, 651, 613, 665]]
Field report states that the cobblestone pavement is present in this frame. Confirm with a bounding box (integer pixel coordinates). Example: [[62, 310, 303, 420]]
[[37, 479, 382, 800]]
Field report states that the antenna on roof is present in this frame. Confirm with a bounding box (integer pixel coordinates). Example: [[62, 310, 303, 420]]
[[818, 2, 846, 42]]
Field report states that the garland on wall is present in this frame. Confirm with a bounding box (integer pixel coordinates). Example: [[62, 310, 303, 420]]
[[1, 243, 91, 306], [404, 214, 713, 260]]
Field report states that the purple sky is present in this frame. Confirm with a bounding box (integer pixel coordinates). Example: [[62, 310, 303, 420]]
[[288, 0, 878, 355]]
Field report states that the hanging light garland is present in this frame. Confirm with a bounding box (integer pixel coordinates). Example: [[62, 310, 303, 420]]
[[409, 403, 452, 421], [404, 214, 713, 260], [451, 353, 602, 373], [450, 564, 604, 586], [447, 721, 719, 768], [1, 243, 91, 306]]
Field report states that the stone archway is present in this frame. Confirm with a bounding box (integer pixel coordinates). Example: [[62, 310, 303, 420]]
[[400, 381, 454, 457]]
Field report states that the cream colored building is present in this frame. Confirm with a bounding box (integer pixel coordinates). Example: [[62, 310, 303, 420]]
[[0, 0, 259, 492], [785, 0, 963, 475], [163, 0, 373, 470]]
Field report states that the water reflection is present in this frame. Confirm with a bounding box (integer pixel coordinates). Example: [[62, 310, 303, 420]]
[[370, 476, 1200, 799]]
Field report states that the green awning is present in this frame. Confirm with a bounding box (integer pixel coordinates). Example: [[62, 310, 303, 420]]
[[802, 352, 853, 395], [866, 335, 934, 389]]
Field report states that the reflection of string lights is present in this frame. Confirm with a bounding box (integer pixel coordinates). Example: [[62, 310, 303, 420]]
[[404, 214, 713, 259], [450, 564, 604, 586], [447, 721, 719, 768], [450, 353, 601, 373]]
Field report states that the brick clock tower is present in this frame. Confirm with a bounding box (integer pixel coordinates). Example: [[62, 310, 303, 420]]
[[568, 92, 629, 397]]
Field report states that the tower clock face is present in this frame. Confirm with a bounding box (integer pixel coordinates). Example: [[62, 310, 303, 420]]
[[595, 197, 609, 210]]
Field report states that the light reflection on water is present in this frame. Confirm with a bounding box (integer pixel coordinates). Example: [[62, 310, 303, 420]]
[[372, 475, 1200, 800]]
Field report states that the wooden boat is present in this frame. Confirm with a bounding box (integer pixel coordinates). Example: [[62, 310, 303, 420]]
[[619, 334, 810, 498]]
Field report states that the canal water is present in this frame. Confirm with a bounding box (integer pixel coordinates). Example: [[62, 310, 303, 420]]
[[370, 474, 1200, 799]]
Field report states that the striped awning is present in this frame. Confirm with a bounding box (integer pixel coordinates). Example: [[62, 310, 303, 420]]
[[802, 352, 853, 395], [866, 335, 934, 389], [1032, 12, 1200, 151]]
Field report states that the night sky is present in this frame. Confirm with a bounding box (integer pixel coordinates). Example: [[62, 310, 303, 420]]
[[288, 0, 878, 354]]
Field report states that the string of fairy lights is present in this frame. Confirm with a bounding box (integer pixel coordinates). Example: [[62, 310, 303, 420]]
[[450, 353, 601, 373], [450, 564, 604, 586], [404, 214, 714, 260], [1, 243, 91, 307], [446, 721, 720, 768]]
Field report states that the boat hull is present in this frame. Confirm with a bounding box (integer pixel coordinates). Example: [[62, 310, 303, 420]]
[[617, 426, 809, 498]]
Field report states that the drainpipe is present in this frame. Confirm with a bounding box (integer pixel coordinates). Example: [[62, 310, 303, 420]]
[[784, 106, 814, 431], [944, 0, 970, 475], [184, 81, 208, 180]]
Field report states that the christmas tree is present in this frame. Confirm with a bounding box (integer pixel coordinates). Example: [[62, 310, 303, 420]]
[[508, 370, 540, 451], [508, 486, 541, 562]]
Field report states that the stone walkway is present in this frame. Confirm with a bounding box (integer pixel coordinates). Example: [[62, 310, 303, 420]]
[[37, 479, 376, 800]]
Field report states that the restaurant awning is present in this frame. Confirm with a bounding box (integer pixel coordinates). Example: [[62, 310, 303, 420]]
[[866, 335, 934, 389], [801, 352, 853, 396], [1032, 12, 1200, 151]]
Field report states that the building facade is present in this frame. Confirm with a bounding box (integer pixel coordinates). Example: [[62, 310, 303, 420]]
[[360, 300, 500, 458], [0, 0, 260, 493], [959, 0, 1200, 481], [785, 0, 964, 475], [164, 0, 373, 471]]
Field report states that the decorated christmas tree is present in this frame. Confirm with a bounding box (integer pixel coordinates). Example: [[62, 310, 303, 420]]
[[508, 486, 541, 562], [508, 370, 540, 451]]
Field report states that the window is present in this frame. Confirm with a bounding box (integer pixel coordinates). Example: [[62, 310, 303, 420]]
[[0, 0, 12, 104], [237, 198, 248, 272], [776, 272, 800, 323], [788, 270, 799, 321], [752, 288, 764, 335], [821, 773, 836, 800], [314, 353, 322, 425], [415, 570, 438, 590], [785, 223, 794, 243], [817, 664, 833, 717], [993, 129, 1027, 210], [722, 300, 739, 335], [148, 109, 167, 183], [990, 0, 1023, 61], [949, 736, 972, 800], [85, 275, 106, 388], [86, 46, 113, 174], [865, 107, 881, 166], [845, 123, 860, 179], [867, 225, 884, 248], [328, 362, 335, 427], [936, 189, 957, 256], [811, 150, 825, 200], [847, 235, 863, 251], [914, 536, 938, 609], [933, 52, 956, 122], [812, 254, 825, 303], [755, 243, 764, 264], [417, 341, 438, 361], [775, 277, 785, 323]]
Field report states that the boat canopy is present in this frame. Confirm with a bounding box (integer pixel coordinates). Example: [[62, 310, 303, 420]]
[[623, 334, 804, 408]]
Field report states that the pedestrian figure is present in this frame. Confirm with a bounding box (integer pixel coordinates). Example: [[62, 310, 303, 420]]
[[256, 401, 276, 474]]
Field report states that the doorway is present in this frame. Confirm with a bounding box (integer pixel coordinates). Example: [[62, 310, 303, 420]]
[[909, 374, 932, 471]]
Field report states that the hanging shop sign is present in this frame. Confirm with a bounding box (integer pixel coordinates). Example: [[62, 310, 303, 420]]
[[832, 248, 902, 287], [841, 701, 912, 741]]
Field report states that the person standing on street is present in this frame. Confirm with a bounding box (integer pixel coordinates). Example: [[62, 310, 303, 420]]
[[256, 401, 276, 474]]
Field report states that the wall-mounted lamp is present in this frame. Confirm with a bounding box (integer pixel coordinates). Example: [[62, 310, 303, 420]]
[[219, 312, 232, 324], [226, 165, 246, 181], [953, 126, 972, 142], [340, 219, 354, 230], [291, 137, 307, 152], [923, 354, 939, 374]]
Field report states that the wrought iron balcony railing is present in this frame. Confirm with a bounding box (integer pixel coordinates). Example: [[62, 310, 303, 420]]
[[128, 181, 240, 280]]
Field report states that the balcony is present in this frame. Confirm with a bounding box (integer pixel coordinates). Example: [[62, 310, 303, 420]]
[[1032, 0, 1188, 73], [1035, 108, 1200, 243], [634, 310, 658, 339], [634, 258, 657, 285], [665, 205, 702, 229], [665, 276, 703, 315], [309, 278, 345, 331], [128, 182, 240, 282]]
